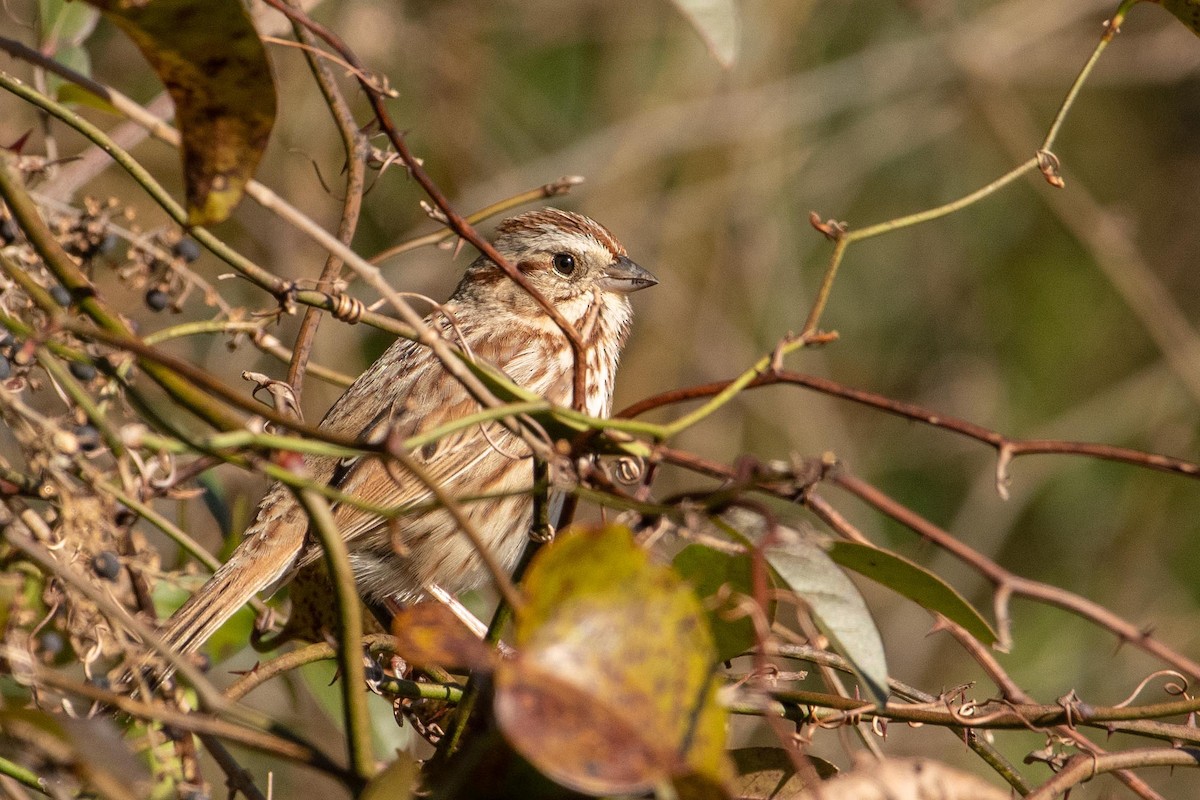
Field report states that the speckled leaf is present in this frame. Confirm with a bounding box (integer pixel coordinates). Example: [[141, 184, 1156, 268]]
[[674, 544, 772, 662], [495, 524, 730, 796], [827, 542, 997, 646], [731, 748, 839, 799], [1155, 0, 1200, 38], [390, 601, 495, 672], [82, 0, 276, 224], [735, 519, 888, 707]]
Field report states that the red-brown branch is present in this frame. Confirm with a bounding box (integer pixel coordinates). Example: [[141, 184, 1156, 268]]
[[620, 370, 1200, 481]]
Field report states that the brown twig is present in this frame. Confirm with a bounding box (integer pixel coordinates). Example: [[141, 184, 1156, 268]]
[[284, 0, 369, 398], [824, 472, 1200, 679], [1025, 748, 1200, 800], [618, 369, 1200, 484], [941, 618, 1165, 800], [27, 671, 351, 782]]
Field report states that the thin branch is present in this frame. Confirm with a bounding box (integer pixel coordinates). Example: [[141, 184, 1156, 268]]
[[284, 0, 368, 398], [292, 486, 375, 782], [254, 0, 592, 410], [1026, 747, 1200, 800], [799, 1, 1133, 334], [27, 670, 351, 782], [617, 369, 1200, 482], [941, 617, 1165, 800], [367, 176, 585, 266], [825, 472, 1200, 679]]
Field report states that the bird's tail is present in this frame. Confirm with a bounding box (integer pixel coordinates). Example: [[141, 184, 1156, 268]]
[[159, 511, 303, 660]]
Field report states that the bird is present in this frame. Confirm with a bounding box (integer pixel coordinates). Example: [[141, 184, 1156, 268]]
[[158, 208, 656, 658]]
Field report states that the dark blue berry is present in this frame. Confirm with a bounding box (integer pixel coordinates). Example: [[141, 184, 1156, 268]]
[[173, 237, 201, 263], [75, 424, 101, 452], [99, 233, 120, 255], [0, 218, 16, 244], [50, 285, 71, 307], [39, 631, 65, 657], [91, 551, 121, 581], [145, 288, 170, 312], [0, 355, 9, 380], [69, 360, 97, 381]]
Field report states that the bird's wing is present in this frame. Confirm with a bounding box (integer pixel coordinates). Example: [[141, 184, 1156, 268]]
[[288, 328, 543, 570]]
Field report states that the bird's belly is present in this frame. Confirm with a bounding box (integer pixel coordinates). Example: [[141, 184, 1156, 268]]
[[348, 470, 535, 604]]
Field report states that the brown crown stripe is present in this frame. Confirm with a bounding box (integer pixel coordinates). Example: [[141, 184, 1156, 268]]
[[495, 208, 626, 258]]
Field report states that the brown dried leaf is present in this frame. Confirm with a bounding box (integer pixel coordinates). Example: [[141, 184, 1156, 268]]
[[83, 0, 276, 224], [730, 747, 838, 800], [390, 601, 495, 672]]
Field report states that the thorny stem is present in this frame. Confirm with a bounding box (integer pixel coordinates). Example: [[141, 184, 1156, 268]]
[[224, 635, 461, 703], [1026, 748, 1200, 800], [941, 618, 1166, 800], [766, 642, 1031, 794], [616, 368, 1200, 482], [825, 472, 1200, 678]]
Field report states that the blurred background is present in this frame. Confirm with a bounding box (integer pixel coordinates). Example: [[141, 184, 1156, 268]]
[[4, 0, 1200, 794]]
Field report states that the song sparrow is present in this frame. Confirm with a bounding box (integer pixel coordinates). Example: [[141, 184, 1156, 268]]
[[160, 208, 655, 656]]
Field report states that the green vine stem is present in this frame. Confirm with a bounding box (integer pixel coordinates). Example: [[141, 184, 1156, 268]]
[[801, 0, 1138, 337], [293, 487, 375, 783]]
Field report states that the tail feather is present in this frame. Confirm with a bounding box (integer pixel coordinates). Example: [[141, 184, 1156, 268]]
[[160, 559, 265, 657], [160, 507, 305, 661]]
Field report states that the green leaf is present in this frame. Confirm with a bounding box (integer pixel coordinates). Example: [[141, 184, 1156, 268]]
[[827, 541, 998, 647], [39, 0, 100, 51], [82, 0, 276, 224], [741, 520, 889, 706], [38, 0, 100, 95], [674, 544, 773, 662], [496, 524, 730, 796], [57, 78, 122, 114]]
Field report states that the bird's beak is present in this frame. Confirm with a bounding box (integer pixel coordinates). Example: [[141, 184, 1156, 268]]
[[598, 255, 658, 293]]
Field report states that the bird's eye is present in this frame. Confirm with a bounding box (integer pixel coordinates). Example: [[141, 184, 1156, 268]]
[[552, 253, 576, 276]]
